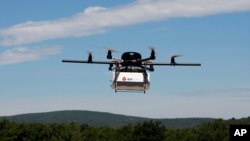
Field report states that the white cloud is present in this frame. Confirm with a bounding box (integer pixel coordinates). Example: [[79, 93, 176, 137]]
[[0, 0, 250, 46], [83, 6, 107, 14], [0, 46, 61, 65]]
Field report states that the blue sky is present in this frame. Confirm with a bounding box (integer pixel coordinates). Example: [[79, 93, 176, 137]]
[[0, 0, 250, 119]]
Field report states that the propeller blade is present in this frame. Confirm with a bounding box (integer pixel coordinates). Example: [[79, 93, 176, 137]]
[[149, 46, 155, 51], [104, 47, 119, 53], [170, 55, 182, 58], [87, 51, 93, 56]]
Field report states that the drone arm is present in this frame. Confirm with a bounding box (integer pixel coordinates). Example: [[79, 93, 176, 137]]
[[62, 59, 115, 65], [148, 62, 201, 66], [140, 57, 154, 62]]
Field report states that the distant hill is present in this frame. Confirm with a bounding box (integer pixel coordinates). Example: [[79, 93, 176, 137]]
[[0, 110, 214, 128]]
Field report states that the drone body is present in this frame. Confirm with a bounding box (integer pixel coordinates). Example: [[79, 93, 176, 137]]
[[62, 48, 201, 93]]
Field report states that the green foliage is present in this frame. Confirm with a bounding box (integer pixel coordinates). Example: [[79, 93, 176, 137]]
[[1, 117, 249, 141], [0, 120, 165, 141], [227, 116, 250, 125], [192, 119, 229, 141], [132, 120, 166, 141]]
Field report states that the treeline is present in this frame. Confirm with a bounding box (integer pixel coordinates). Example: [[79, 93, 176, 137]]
[[0, 118, 249, 141]]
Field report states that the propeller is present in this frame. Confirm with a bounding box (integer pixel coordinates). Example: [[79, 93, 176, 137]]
[[105, 47, 118, 53], [149, 46, 155, 51], [87, 51, 93, 55], [105, 47, 118, 59], [170, 55, 182, 65], [170, 55, 182, 58]]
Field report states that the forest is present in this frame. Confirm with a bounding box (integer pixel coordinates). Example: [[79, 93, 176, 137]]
[[1, 117, 250, 141]]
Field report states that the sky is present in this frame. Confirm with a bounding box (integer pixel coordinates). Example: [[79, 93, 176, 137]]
[[0, 0, 250, 119]]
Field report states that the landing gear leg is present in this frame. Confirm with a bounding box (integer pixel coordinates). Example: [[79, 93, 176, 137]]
[[143, 84, 146, 94]]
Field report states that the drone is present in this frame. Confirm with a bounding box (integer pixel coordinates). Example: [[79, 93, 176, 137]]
[[62, 48, 201, 93]]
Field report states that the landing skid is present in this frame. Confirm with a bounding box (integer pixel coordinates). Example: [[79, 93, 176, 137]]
[[114, 89, 146, 94]]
